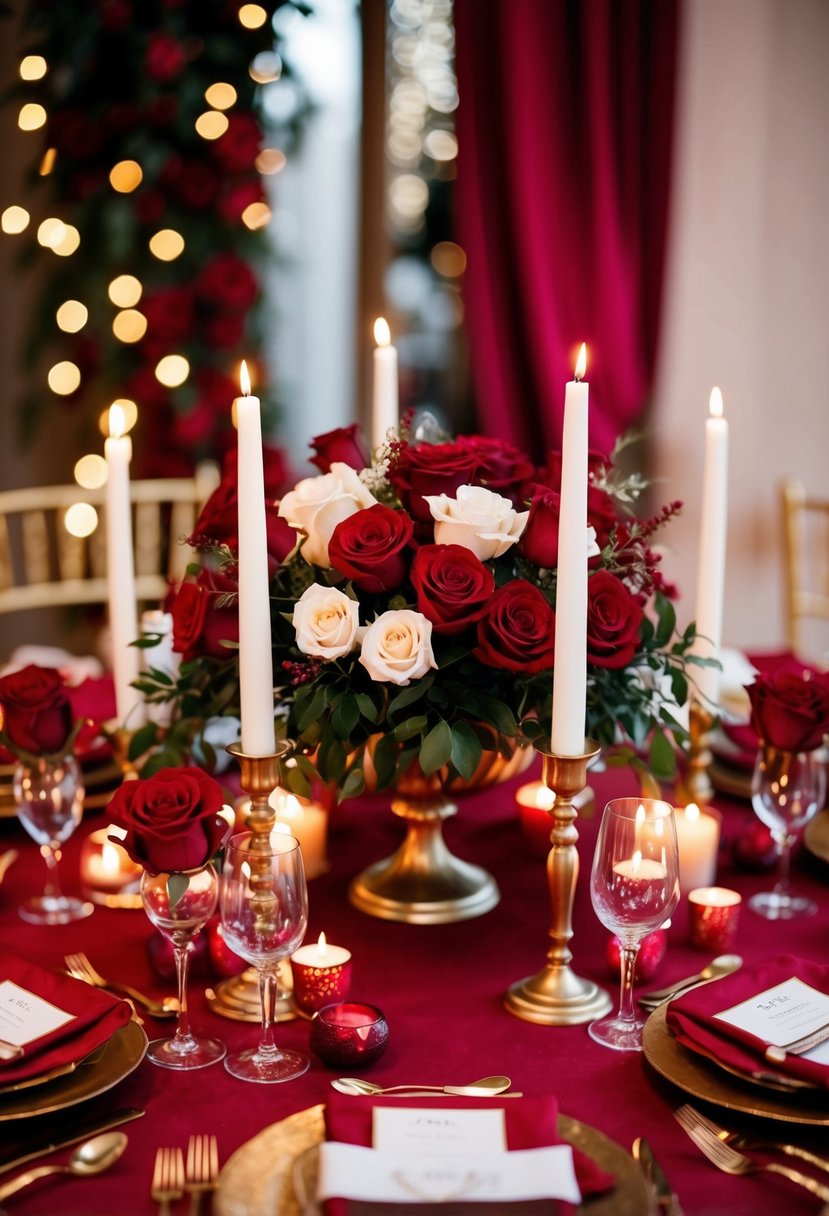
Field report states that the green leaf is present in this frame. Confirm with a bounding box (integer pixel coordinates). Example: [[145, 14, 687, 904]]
[[393, 715, 428, 742], [654, 595, 676, 648], [331, 696, 359, 740], [339, 768, 365, 801], [373, 733, 399, 789], [295, 686, 329, 732], [420, 720, 452, 775], [388, 676, 433, 717], [355, 693, 380, 723], [669, 668, 688, 707], [128, 722, 158, 762], [450, 721, 482, 781], [167, 873, 189, 912], [647, 729, 677, 780]]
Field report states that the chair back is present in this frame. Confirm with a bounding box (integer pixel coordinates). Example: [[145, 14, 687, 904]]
[[781, 475, 829, 660], [0, 464, 220, 616]]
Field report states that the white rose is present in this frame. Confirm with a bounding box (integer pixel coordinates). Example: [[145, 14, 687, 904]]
[[359, 610, 437, 686], [278, 462, 378, 567], [293, 584, 360, 660], [587, 525, 600, 558], [424, 485, 529, 561]]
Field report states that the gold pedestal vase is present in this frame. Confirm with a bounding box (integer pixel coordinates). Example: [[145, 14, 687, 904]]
[[676, 699, 715, 807]]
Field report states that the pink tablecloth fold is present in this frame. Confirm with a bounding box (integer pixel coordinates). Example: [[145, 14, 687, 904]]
[[322, 1091, 614, 1215], [0, 953, 132, 1083], [666, 953, 829, 1089]]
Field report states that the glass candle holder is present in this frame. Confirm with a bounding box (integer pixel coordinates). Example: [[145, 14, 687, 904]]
[[290, 933, 352, 1017], [80, 828, 143, 908], [688, 886, 742, 951], [309, 1002, 389, 1069]]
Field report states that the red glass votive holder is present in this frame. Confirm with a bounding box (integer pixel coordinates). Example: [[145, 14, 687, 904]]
[[688, 887, 742, 951], [309, 1002, 389, 1069], [290, 936, 352, 1017]]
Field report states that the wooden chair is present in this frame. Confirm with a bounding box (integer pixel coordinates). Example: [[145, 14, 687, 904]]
[[781, 475, 829, 660], [0, 463, 220, 616]]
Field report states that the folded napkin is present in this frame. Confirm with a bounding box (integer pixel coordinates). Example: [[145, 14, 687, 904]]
[[666, 953, 829, 1089], [322, 1091, 614, 1215], [0, 954, 132, 1084]]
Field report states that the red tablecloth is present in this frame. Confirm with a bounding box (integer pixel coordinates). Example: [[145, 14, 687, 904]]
[[0, 763, 826, 1216]]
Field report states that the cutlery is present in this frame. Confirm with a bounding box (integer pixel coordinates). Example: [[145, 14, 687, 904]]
[[0, 1132, 127, 1202], [632, 1136, 684, 1215], [185, 1134, 219, 1216], [332, 1074, 512, 1097], [674, 1104, 829, 1202], [675, 1104, 829, 1177], [638, 954, 742, 1009], [64, 951, 178, 1018], [0, 1108, 144, 1176], [151, 1146, 185, 1216]]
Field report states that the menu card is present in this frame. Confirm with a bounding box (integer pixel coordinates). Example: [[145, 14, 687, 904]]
[[0, 980, 75, 1047], [715, 977, 829, 1064]]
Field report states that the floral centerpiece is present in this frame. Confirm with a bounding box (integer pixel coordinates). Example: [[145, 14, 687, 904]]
[[137, 421, 700, 801]]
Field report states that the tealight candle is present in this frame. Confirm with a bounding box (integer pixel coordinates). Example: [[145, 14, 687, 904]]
[[80, 827, 142, 909], [290, 932, 352, 1016], [674, 802, 721, 892], [688, 886, 741, 951], [309, 1001, 389, 1069]]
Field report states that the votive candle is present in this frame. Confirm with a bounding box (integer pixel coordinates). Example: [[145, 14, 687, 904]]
[[674, 802, 721, 892], [290, 932, 352, 1016], [688, 886, 741, 951]]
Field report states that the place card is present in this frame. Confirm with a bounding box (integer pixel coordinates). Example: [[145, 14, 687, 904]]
[[715, 977, 829, 1064], [0, 980, 76, 1048], [373, 1106, 507, 1157]]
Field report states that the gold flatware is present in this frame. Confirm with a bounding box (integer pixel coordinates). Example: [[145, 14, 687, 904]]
[[151, 1145, 184, 1216], [185, 1134, 219, 1216], [675, 1103, 829, 1177], [0, 1132, 127, 1202], [638, 955, 742, 1009], [0, 849, 18, 881], [0, 1108, 144, 1175], [674, 1104, 829, 1202], [332, 1074, 512, 1097], [632, 1136, 683, 1215], [64, 951, 178, 1018]]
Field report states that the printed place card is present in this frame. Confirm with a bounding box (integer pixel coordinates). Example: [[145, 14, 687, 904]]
[[0, 980, 75, 1048], [373, 1106, 507, 1157], [715, 977, 829, 1063]]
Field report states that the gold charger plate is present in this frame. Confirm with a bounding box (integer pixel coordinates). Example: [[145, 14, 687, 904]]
[[214, 1104, 649, 1216], [708, 758, 752, 801], [804, 810, 829, 863], [0, 1019, 147, 1120], [642, 1004, 829, 1126]]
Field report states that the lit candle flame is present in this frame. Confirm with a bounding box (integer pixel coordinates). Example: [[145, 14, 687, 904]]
[[631, 849, 642, 874], [108, 403, 126, 439], [684, 801, 700, 823], [240, 360, 252, 397], [101, 841, 121, 876], [374, 317, 391, 348], [317, 931, 327, 957], [574, 342, 587, 382], [709, 386, 723, 418]]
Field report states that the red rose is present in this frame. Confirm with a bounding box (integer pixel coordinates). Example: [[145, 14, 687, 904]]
[[172, 401, 215, 449], [107, 766, 228, 875], [309, 425, 370, 474], [125, 365, 169, 409], [585, 570, 643, 669], [143, 286, 193, 344], [105, 102, 140, 135], [746, 670, 829, 752], [170, 570, 240, 662], [100, 0, 133, 32], [49, 109, 102, 162], [144, 96, 178, 128], [411, 544, 494, 635], [191, 473, 295, 571], [145, 32, 186, 82], [456, 436, 534, 505], [519, 486, 561, 569], [328, 505, 413, 593], [196, 254, 259, 313], [205, 313, 245, 349], [161, 158, 220, 211], [211, 112, 262, 174], [389, 442, 481, 523], [474, 581, 556, 673], [135, 189, 166, 226], [0, 665, 74, 756], [538, 450, 617, 547], [219, 179, 265, 224]]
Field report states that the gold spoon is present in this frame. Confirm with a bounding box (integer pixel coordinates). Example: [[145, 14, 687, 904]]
[[638, 954, 743, 1009], [0, 1132, 128, 1202], [332, 1074, 512, 1098]]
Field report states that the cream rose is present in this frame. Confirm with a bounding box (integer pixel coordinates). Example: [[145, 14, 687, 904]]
[[359, 610, 437, 686], [293, 584, 360, 660], [278, 463, 378, 568], [424, 485, 529, 561]]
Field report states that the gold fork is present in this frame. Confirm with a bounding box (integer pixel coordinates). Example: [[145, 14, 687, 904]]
[[151, 1146, 184, 1216], [674, 1104, 829, 1202], [185, 1134, 220, 1216], [678, 1103, 829, 1177], [64, 952, 178, 1018]]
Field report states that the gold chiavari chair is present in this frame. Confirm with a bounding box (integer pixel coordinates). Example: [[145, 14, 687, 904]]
[[780, 475, 829, 661]]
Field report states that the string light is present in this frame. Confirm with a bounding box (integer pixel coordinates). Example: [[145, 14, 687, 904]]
[[64, 502, 98, 538], [98, 398, 138, 436], [1, 206, 30, 234], [37, 218, 66, 248], [195, 110, 228, 140], [39, 147, 56, 176], [109, 160, 143, 192], [48, 361, 81, 395], [74, 454, 108, 489], [431, 241, 467, 278], [149, 229, 185, 261], [239, 4, 267, 29], [256, 148, 286, 174], [108, 274, 143, 307], [19, 55, 47, 81], [241, 201, 271, 230], [155, 354, 190, 387], [56, 300, 88, 332], [112, 309, 147, 343], [51, 224, 80, 256], [205, 82, 237, 110], [18, 103, 46, 131]]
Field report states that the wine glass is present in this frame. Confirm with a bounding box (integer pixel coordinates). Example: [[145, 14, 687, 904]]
[[13, 753, 93, 924], [748, 745, 827, 920], [220, 831, 309, 1083], [140, 864, 226, 1070], [589, 797, 680, 1051]]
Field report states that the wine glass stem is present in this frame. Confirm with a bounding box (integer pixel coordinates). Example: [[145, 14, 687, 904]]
[[773, 833, 793, 899], [618, 943, 640, 1023], [258, 966, 279, 1057], [41, 843, 65, 902], [171, 934, 195, 1049]]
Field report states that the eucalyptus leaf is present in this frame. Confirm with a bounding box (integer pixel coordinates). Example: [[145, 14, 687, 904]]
[[167, 872, 189, 912], [420, 720, 452, 775]]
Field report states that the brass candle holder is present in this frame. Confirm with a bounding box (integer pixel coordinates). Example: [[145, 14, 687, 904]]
[[675, 698, 716, 807], [206, 740, 297, 1023], [504, 741, 612, 1026]]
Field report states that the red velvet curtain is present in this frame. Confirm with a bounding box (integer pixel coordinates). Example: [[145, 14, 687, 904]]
[[454, 0, 680, 456]]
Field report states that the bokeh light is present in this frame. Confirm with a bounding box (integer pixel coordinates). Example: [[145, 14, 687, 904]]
[[51, 224, 81, 256], [431, 241, 467, 278], [112, 309, 148, 343], [1, 206, 29, 234], [74, 454, 108, 489], [249, 50, 281, 83], [155, 354, 190, 388], [255, 148, 286, 175], [98, 398, 138, 436], [424, 130, 458, 162], [37, 217, 66, 248], [149, 229, 185, 261], [48, 361, 81, 395], [18, 103, 46, 131], [108, 275, 143, 308], [195, 110, 229, 140], [20, 55, 47, 81], [64, 502, 98, 539], [241, 201, 272, 230], [239, 4, 267, 29], [109, 160, 143, 192], [39, 147, 56, 176], [205, 82, 237, 110], [56, 300, 88, 332]]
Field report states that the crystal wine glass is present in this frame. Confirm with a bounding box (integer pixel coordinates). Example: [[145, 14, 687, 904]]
[[589, 797, 680, 1051], [13, 753, 93, 924], [140, 864, 225, 1070], [748, 745, 827, 920], [220, 831, 309, 1083]]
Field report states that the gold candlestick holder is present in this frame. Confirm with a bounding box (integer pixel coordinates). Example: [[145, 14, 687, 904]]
[[676, 698, 716, 807], [207, 740, 297, 1023], [504, 741, 612, 1026]]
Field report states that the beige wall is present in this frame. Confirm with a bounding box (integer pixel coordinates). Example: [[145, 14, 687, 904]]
[[652, 0, 829, 661]]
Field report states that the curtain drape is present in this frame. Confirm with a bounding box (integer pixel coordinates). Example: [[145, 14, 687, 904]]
[[454, 0, 680, 456]]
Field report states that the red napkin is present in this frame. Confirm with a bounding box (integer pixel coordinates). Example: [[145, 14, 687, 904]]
[[322, 1091, 614, 1215], [0, 954, 132, 1083], [666, 953, 829, 1089]]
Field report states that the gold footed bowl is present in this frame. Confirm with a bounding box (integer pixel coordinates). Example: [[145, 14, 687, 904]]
[[348, 736, 533, 925]]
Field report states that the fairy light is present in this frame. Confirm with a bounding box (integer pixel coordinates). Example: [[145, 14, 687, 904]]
[[98, 398, 138, 436], [239, 4, 267, 29], [195, 110, 229, 140], [1, 206, 30, 234], [56, 300, 88, 332], [205, 82, 237, 110], [74, 454, 108, 489], [64, 502, 98, 538], [112, 309, 147, 343], [19, 55, 47, 81], [149, 229, 185, 261], [37, 217, 66, 248], [431, 241, 467, 278], [108, 275, 143, 308], [241, 201, 271, 230], [39, 147, 56, 176], [51, 224, 80, 256], [256, 148, 286, 175], [155, 354, 190, 388], [109, 160, 143, 192], [48, 361, 81, 395], [18, 103, 46, 131], [249, 50, 281, 83]]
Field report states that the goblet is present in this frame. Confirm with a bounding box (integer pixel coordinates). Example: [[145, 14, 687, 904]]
[[220, 831, 309, 1083], [13, 753, 92, 924], [140, 864, 226, 1070], [589, 797, 679, 1051], [748, 745, 826, 920]]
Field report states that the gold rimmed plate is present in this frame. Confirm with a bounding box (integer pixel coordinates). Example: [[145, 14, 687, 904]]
[[804, 810, 829, 864], [0, 1042, 108, 1096], [214, 1104, 649, 1216], [643, 1004, 829, 1126], [0, 1020, 146, 1120]]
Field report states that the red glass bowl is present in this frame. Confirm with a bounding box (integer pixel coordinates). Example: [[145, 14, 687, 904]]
[[309, 1002, 389, 1069]]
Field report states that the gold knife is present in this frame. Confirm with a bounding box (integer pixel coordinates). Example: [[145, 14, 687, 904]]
[[633, 1136, 684, 1216], [0, 1107, 145, 1175]]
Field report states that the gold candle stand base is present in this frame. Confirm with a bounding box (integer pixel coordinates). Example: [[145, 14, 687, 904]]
[[208, 741, 297, 1023], [675, 699, 715, 807], [504, 742, 612, 1026]]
